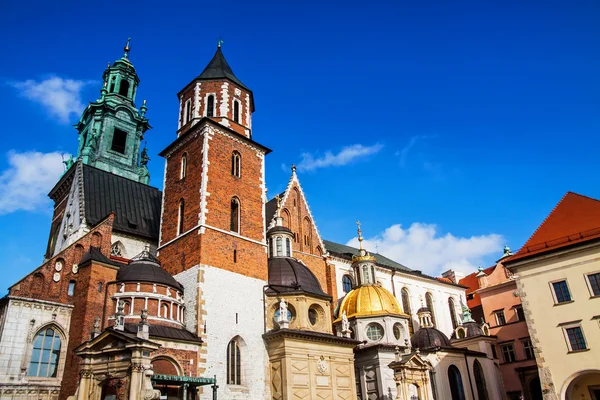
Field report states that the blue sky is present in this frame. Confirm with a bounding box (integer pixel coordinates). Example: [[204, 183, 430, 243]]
[[0, 0, 599, 290]]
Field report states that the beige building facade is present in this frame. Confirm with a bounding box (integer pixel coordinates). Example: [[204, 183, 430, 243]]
[[505, 192, 600, 400]]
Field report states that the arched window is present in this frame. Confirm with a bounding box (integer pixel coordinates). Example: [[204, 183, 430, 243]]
[[177, 199, 185, 235], [282, 208, 291, 228], [303, 217, 312, 250], [401, 288, 414, 336], [342, 275, 353, 293], [111, 241, 125, 257], [184, 99, 192, 124], [285, 238, 291, 256], [227, 339, 241, 385], [74, 244, 84, 264], [207, 95, 215, 117], [473, 360, 489, 400], [449, 297, 458, 329], [67, 280, 76, 296], [123, 300, 131, 315], [426, 292, 436, 328], [32, 273, 44, 295], [28, 327, 61, 377], [230, 197, 240, 233], [233, 100, 240, 123], [91, 232, 102, 247], [161, 303, 170, 319], [448, 365, 466, 400], [180, 153, 187, 179], [109, 77, 116, 93], [119, 79, 130, 97], [276, 237, 283, 256], [231, 151, 241, 178]]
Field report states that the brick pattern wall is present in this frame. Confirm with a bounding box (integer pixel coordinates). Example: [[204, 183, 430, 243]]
[[178, 80, 252, 138], [159, 122, 268, 281]]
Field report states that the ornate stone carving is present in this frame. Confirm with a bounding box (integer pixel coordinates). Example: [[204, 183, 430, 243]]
[[317, 356, 328, 374]]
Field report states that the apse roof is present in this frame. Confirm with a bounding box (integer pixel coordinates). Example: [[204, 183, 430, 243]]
[[82, 165, 162, 240], [123, 324, 202, 343]]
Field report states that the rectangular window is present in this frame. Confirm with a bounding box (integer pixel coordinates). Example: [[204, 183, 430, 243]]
[[565, 326, 587, 351], [552, 280, 572, 303], [521, 338, 535, 360], [587, 272, 600, 296], [495, 310, 506, 326], [68, 281, 76, 296], [111, 128, 127, 154], [514, 305, 525, 322], [491, 344, 498, 359], [500, 343, 516, 363]]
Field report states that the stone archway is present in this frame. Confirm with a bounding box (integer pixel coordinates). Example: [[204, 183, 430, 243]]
[[561, 370, 600, 400]]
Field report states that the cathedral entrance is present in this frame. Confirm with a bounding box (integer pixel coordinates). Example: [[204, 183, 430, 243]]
[[151, 374, 218, 400]]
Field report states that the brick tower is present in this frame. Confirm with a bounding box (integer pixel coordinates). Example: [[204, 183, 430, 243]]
[[157, 45, 271, 398]]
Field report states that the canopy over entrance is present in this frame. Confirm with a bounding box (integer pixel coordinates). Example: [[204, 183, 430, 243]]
[[151, 374, 218, 400]]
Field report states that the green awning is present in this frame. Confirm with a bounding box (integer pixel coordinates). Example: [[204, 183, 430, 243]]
[[151, 374, 216, 386]]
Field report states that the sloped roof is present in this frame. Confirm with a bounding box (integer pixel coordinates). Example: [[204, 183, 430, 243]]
[[507, 192, 600, 263], [324, 240, 412, 272], [266, 257, 330, 298], [80, 246, 123, 268], [82, 165, 162, 240], [197, 47, 250, 91], [458, 266, 495, 309], [124, 324, 202, 343]]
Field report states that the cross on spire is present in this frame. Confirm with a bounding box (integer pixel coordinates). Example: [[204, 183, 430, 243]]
[[356, 220, 363, 250], [217, 37, 224, 48], [123, 37, 131, 58]]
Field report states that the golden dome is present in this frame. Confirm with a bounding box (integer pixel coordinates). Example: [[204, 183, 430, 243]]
[[335, 285, 408, 322]]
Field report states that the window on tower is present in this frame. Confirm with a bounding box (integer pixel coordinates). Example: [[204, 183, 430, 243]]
[[111, 128, 127, 154], [230, 197, 240, 233], [184, 99, 192, 124], [180, 153, 187, 179], [207, 95, 215, 117], [119, 79, 130, 97], [233, 100, 240, 123], [231, 151, 241, 178], [177, 199, 185, 235]]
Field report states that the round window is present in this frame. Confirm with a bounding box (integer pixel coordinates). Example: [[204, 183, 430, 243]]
[[366, 323, 384, 341], [308, 308, 318, 325], [308, 304, 323, 326], [393, 323, 404, 340]]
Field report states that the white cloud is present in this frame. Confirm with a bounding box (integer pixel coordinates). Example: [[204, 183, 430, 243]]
[[297, 143, 384, 172], [347, 223, 503, 276], [10, 76, 94, 123], [396, 135, 435, 167], [0, 151, 69, 215]]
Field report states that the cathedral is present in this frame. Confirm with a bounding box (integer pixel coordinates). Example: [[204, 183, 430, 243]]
[[0, 42, 507, 400]]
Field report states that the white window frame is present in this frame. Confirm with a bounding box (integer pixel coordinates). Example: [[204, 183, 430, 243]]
[[560, 321, 588, 352], [183, 99, 192, 124], [232, 98, 242, 124], [180, 153, 187, 180], [494, 309, 506, 326], [549, 279, 573, 304], [204, 93, 216, 117], [584, 270, 600, 298], [513, 305, 525, 322]]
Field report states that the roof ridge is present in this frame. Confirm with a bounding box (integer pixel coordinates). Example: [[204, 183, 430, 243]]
[[516, 191, 600, 255]]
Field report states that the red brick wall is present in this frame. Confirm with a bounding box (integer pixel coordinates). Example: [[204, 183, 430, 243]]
[[152, 347, 199, 377], [159, 121, 268, 281], [178, 79, 252, 138]]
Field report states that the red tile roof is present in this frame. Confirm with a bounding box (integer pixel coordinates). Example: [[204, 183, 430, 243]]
[[506, 192, 600, 263], [458, 266, 495, 309]]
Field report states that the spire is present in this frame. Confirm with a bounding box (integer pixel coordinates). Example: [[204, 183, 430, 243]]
[[197, 46, 250, 91], [123, 37, 131, 59], [356, 221, 364, 250]]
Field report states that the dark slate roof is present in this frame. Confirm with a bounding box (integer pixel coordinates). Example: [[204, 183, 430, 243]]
[[450, 321, 485, 339], [324, 240, 412, 272], [124, 324, 202, 343], [116, 252, 183, 291], [267, 225, 293, 235], [265, 193, 286, 227], [82, 165, 162, 240], [411, 327, 451, 350], [267, 257, 330, 299], [197, 47, 250, 91], [80, 246, 123, 267]]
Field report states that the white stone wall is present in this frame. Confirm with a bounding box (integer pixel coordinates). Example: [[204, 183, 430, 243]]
[[0, 297, 73, 400], [111, 232, 156, 259], [332, 257, 467, 337], [196, 265, 269, 400], [174, 266, 200, 335]]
